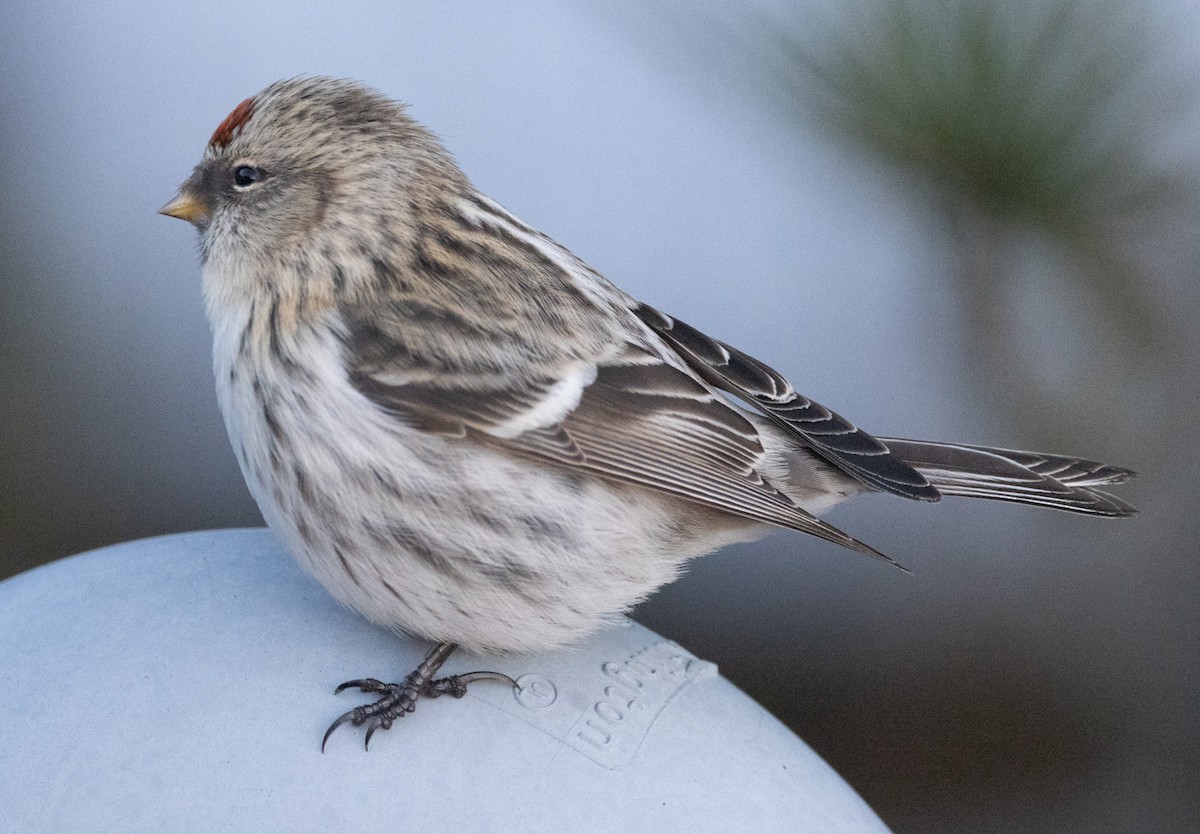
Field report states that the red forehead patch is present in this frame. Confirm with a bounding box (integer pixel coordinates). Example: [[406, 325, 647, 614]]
[[209, 97, 255, 148]]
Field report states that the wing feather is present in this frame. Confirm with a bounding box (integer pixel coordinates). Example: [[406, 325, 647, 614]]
[[346, 329, 899, 566], [633, 303, 942, 501]]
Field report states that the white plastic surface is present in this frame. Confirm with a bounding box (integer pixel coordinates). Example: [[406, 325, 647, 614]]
[[0, 529, 890, 833]]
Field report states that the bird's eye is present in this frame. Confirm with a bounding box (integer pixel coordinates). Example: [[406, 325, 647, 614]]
[[233, 166, 264, 188]]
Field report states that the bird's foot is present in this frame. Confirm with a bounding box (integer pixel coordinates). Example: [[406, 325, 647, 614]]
[[320, 642, 517, 751]]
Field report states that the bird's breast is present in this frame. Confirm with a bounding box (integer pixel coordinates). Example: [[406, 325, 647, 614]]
[[202, 291, 763, 653]]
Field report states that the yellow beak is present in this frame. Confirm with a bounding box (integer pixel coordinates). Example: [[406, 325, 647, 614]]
[[159, 190, 209, 225]]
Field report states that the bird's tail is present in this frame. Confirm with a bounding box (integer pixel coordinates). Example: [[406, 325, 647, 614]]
[[879, 438, 1137, 517]]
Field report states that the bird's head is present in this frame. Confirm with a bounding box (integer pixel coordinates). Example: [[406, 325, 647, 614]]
[[161, 76, 465, 307]]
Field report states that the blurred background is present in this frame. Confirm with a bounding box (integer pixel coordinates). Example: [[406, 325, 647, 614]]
[[1, 1, 1195, 830]]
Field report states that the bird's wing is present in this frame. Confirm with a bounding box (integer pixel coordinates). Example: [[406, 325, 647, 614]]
[[633, 304, 941, 501], [345, 323, 898, 566]]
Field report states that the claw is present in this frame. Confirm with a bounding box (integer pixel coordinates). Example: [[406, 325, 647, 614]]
[[421, 671, 518, 699], [321, 709, 358, 752], [457, 671, 519, 689], [334, 678, 383, 695], [363, 716, 383, 750]]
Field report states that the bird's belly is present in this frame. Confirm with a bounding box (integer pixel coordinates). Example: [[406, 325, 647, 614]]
[[213, 331, 760, 653]]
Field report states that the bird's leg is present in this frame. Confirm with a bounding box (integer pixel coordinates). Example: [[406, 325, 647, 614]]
[[321, 641, 518, 751]]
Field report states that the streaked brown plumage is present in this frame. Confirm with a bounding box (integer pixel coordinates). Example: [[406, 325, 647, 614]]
[[162, 77, 1135, 746]]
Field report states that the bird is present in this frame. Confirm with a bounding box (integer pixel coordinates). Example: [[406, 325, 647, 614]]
[[160, 76, 1136, 749]]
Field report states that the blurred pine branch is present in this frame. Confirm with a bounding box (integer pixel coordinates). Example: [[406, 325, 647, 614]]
[[642, 0, 1196, 443], [781, 0, 1179, 234]]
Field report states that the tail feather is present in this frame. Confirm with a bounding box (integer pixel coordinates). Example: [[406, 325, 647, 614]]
[[879, 438, 1137, 517], [972, 446, 1135, 487]]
